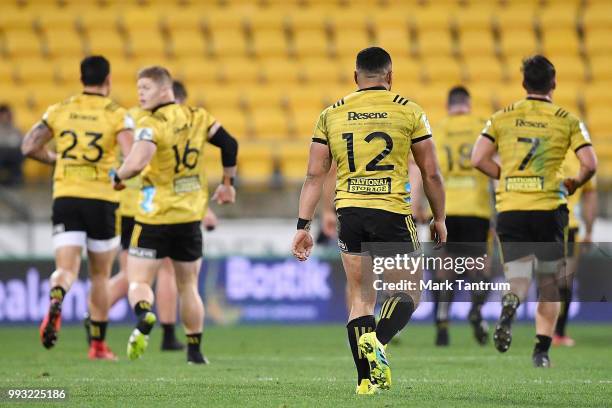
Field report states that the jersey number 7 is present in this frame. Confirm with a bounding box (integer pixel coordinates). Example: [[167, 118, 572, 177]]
[[517, 137, 540, 170], [342, 131, 395, 172]]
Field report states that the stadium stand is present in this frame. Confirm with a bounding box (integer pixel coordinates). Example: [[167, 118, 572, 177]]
[[0, 0, 610, 185]]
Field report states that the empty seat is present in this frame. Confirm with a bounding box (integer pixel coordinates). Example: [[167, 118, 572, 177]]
[[126, 28, 167, 58], [78, 9, 120, 32], [291, 29, 330, 58], [13, 59, 58, 85], [292, 107, 324, 139], [536, 4, 578, 32], [300, 59, 347, 84], [245, 8, 287, 31], [550, 55, 587, 84], [589, 55, 612, 82], [44, 29, 85, 58], [286, 9, 329, 31], [169, 29, 208, 58], [411, 5, 454, 32], [452, 6, 494, 34], [196, 87, 243, 110], [581, 83, 612, 110], [242, 86, 285, 110], [584, 28, 612, 56], [416, 29, 455, 57], [3, 29, 43, 58], [498, 28, 538, 58], [422, 56, 464, 83], [207, 108, 248, 140], [278, 143, 309, 182], [493, 5, 536, 33], [464, 56, 504, 82], [218, 58, 264, 84], [209, 28, 248, 57], [585, 106, 612, 139], [175, 58, 220, 85], [162, 10, 205, 33], [374, 27, 412, 57], [0, 8, 35, 31], [540, 28, 580, 57], [458, 30, 497, 57], [581, 3, 612, 31], [260, 59, 301, 84], [286, 87, 328, 111], [237, 143, 275, 184], [251, 29, 289, 58], [332, 28, 372, 58], [85, 29, 126, 58], [249, 108, 291, 140]]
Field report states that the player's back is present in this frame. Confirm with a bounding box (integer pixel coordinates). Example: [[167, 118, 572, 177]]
[[135, 103, 213, 225], [436, 114, 491, 219], [43, 93, 130, 202], [482, 97, 592, 212], [315, 87, 431, 215]]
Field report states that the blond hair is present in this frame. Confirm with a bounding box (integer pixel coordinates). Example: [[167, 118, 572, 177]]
[[137, 66, 172, 86]]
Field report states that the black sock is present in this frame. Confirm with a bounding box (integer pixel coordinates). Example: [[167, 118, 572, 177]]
[[470, 276, 490, 311], [134, 301, 153, 335], [90, 320, 107, 341], [555, 287, 572, 336], [376, 292, 416, 345], [346, 315, 376, 384], [50, 286, 66, 303], [186, 333, 202, 355], [162, 323, 178, 342], [534, 334, 552, 354]]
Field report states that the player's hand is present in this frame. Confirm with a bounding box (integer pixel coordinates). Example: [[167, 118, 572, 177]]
[[109, 169, 125, 191], [321, 209, 337, 238], [203, 208, 218, 231], [292, 230, 314, 261], [430, 219, 447, 249], [563, 178, 579, 196], [212, 184, 236, 204]]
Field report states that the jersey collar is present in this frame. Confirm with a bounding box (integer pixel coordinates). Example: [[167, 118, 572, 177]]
[[356, 86, 387, 92], [151, 101, 176, 113], [82, 91, 105, 97], [526, 96, 552, 103]]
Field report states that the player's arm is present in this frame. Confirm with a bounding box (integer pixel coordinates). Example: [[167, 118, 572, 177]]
[[564, 145, 597, 195], [408, 156, 428, 223], [116, 129, 134, 158], [208, 122, 238, 204], [471, 135, 500, 179], [113, 140, 156, 189], [21, 122, 56, 165], [411, 138, 446, 247], [320, 160, 337, 237], [292, 142, 332, 261]]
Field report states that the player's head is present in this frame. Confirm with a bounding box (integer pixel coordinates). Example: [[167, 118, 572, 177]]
[[172, 80, 188, 104], [80, 55, 110, 94], [521, 55, 556, 96], [355, 47, 393, 90], [0, 104, 13, 125], [137, 66, 174, 110], [447, 85, 471, 114]]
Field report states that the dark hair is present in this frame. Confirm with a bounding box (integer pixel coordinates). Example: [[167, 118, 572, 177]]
[[80, 55, 110, 86], [447, 86, 470, 106], [0, 104, 10, 114], [522, 55, 556, 94], [172, 80, 188, 102], [356, 47, 392, 73]]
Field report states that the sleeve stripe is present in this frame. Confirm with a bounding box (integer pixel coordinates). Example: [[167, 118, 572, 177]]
[[574, 143, 592, 153], [41, 119, 52, 130], [412, 134, 432, 144], [312, 137, 328, 145], [135, 139, 157, 145], [481, 133, 495, 142]]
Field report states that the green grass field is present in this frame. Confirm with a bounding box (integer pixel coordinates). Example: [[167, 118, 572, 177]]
[[0, 323, 610, 407]]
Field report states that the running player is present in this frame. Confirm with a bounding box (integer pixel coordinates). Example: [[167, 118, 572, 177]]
[[433, 86, 493, 346], [554, 151, 597, 346], [471, 55, 597, 367], [21, 55, 133, 360], [111, 66, 238, 364], [292, 47, 446, 394]]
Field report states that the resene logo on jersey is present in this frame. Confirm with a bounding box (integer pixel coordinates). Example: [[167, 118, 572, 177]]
[[347, 112, 388, 120], [515, 119, 548, 128], [348, 177, 391, 194]]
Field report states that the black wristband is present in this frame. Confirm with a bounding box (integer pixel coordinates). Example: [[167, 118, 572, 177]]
[[222, 176, 235, 186], [297, 218, 311, 231], [113, 172, 122, 184]]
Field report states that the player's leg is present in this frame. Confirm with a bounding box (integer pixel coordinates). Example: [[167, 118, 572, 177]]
[[433, 217, 458, 346], [358, 211, 421, 391], [554, 228, 578, 346], [41, 198, 86, 349], [466, 219, 493, 346], [156, 258, 185, 351], [172, 258, 207, 364]]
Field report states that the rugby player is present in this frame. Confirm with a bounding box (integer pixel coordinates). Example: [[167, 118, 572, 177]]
[[292, 47, 446, 394], [111, 66, 237, 364], [471, 55, 597, 367], [22, 55, 133, 360]]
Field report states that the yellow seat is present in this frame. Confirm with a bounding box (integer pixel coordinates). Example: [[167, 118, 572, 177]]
[[0, 7, 35, 31], [586, 106, 612, 139], [328, 9, 369, 32], [422, 56, 464, 83], [581, 3, 612, 31], [286, 87, 328, 111], [278, 143, 309, 183], [540, 28, 580, 57], [369, 9, 411, 33], [498, 28, 538, 58], [411, 5, 454, 32], [291, 107, 323, 139], [237, 142, 275, 183], [300, 58, 347, 85], [581, 83, 612, 110], [169, 29, 208, 58], [119, 6, 162, 31], [126, 28, 168, 58], [54, 56, 86, 88], [249, 108, 291, 140], [242, 86, 285, 110], [77, 9, 119, 32], [251, 29, 289, 58], [202, 145, 223, 183], [416, 29, 455, 57], [452, 6, 494, 34], [204, 7, 250, 33], [3, 84, 32, 111], [550, 55, 587, 84], [245, 8, 287, 31], [491, 84, 525, 111], [291, 29, 330, 58], [464, 56, 504, 83], [536, 4, 578, 32], [174, 58, 220, 85], [260, 59, 301, 84], [210, 28, 248, 58], [44, 29, 85, 59], [85, 28, 126, 58], [13, 59, 58, 85], [374, 27, 412, 58], [4, 29, 43, 58], [589, 55, 612, 82], [218, 58, 263, 84], [493, 5, 537, 33], [332, 28, 372, 58], [286, 9, 328, 31], [0, 63, 16, 85], [162, 9, 205, 32], [584, 28, 612, 56], [391, 56, 423, 85], [195, 87, 243, 111], [459, 30, 496, 57], [29, 85, 75, 112], [35, 9, 79, 33]]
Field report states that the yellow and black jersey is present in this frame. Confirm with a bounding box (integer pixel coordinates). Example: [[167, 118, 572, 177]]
[[481, 97, 592, 212], [118, 106, 147, 218], [134, 102, 216, 225], [435, 113, 492, 219], [42, 92, 133, 202], [562, 150, 597, 229], [313, 86, 432, 215]]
